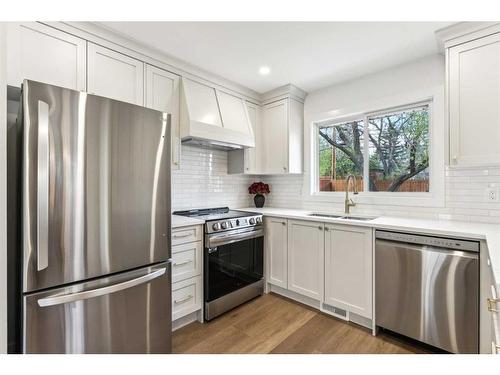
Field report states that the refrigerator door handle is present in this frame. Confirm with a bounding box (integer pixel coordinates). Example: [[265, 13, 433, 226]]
[[37, 100, 50, 271], [37, 267, 167, 307]]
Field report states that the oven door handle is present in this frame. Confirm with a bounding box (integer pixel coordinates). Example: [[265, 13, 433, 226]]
[[207, 228, 264, 247]]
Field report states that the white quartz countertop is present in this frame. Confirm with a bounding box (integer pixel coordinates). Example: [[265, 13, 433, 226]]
[[238, 206, 500, 291], [172, 215, 205, 228]]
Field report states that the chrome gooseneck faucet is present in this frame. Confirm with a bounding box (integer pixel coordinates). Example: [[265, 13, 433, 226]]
[[344, 174, 359, 214]]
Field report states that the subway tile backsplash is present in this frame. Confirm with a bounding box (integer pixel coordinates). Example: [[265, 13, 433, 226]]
[[173, 146, 500, 223], [261, 167, 500, 223], [172, 145, 254, 211]]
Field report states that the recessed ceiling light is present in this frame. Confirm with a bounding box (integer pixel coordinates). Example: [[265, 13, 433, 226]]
[[259, 66, 271, 75]]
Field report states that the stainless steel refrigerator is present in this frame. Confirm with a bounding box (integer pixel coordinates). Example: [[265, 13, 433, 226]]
[[19, 80, 172, 354]]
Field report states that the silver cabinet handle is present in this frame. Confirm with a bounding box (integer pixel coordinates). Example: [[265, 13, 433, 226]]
[[37, 101, 50, 271], [174, 294, 193, 304], [173, 259, 192, 267], [318, 226, 323, 230], [37, 268, 166, 307], [282, 222, 286, 226], [173, 233, 193, 239], [487, 298, 500, 313], [325, 227, 329, 231]]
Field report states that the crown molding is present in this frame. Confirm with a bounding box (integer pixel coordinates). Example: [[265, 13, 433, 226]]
[[435, 22, 500, 51]]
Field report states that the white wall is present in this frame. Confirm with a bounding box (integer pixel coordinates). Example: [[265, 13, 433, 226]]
[[0, 23, 7, 354], [263, 55, 500, 223], [172, 145, 253, 211]]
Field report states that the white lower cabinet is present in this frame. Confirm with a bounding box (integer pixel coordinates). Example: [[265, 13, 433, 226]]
[[287, 220, 324, 300], [324, 224, 373, 319], [265, 217, 288, 288], [171, 225, 203, 325], [264, 216, 374, 325], [172, 276, 202, 321]]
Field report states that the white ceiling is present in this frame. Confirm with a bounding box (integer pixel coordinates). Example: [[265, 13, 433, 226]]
[[99, 22, 453, 94]]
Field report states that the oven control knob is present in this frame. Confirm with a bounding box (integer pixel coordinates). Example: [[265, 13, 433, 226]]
[[256, 217, 262, 224], [212, 223, 221, 231], [235, 219, 240, 226], [221, 221, 228, 229], [249, 218, 256, 225]]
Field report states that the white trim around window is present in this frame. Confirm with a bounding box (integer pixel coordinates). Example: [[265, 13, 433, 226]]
[[303, 86, 445, 208]]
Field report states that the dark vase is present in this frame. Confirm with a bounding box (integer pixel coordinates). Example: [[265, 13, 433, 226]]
[[254, 194, 265, 208]]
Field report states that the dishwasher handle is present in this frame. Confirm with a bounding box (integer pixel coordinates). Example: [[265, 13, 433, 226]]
[[375, 238, 479, 260], [375, 230, 479, 253]]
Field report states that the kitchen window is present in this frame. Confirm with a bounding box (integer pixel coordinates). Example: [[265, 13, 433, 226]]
[[316, 102, 430, 194]]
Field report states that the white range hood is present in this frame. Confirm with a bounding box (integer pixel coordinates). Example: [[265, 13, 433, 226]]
[[180, 77, 255, 150]]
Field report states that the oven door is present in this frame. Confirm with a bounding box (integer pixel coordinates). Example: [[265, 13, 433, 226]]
[[205, 227, 264, 303]]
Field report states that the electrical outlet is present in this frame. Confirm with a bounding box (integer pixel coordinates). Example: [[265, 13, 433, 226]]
[[486, 187, 499, 202]]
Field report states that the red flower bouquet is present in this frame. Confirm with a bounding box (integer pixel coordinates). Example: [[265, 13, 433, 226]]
[[248, 182, 270, 195], [249, 182, 270, 208]]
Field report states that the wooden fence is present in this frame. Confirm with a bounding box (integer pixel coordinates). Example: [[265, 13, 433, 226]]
[[319, 177, 429, 192]]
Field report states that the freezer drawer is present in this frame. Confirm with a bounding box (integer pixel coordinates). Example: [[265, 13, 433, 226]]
[[376, 238, 479, 353], [23, 263, 171, 354]]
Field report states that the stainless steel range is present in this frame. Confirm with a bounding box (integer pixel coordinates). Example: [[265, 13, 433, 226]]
[[174, 208, 264, 321]]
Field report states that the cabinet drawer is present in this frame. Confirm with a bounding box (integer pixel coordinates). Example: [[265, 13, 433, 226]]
[[172, 241, 202, 282], [172, 225, 202, 246], [172, 276, 202, 321]]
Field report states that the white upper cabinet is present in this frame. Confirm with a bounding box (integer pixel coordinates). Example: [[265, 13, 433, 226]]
[[87, 43, 144, 106], [7, 22, 86, 90], [448, 31, 500, 166], [324, 224, 373, 319], [227, 101, 262, 174], [145, 65, 181, 169], [287, 219, 324, 300], [265, 217, 288, 289], [229, 95, 304, 175], [263, 99, 289, 174]]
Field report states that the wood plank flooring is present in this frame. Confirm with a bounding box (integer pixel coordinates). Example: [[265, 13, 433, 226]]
[[173, 293, 432, 354]]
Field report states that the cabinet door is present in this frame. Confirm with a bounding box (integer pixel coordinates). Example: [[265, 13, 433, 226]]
[[449, 32, 500, 166], [287, 219, 324, 300], [324, 224, 372, 319], [146, 65, 181, 169], [87, 43, 144, 105], [262, 99, 288, 174], [7, 22, 86, 90], [243, 102, 261, 173], [265, 217, 288, 288]]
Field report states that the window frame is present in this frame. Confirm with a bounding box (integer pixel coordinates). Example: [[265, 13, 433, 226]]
[[311, 99, 441, 203]]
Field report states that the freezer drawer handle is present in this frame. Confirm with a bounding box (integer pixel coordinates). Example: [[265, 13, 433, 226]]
[[37, 100, 50, 271], [37, 267, 166, 307]]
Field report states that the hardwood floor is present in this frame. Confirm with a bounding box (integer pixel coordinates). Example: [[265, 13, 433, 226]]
[[172, 293, 432, 354]]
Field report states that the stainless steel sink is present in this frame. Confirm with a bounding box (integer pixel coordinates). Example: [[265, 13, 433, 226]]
[[308, 213, 377, 221], [341, 216, 375, 221], [308, 213, 345, 219]]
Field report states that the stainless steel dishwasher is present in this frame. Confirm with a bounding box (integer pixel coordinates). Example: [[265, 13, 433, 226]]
[[375, 230, 479, 354]]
